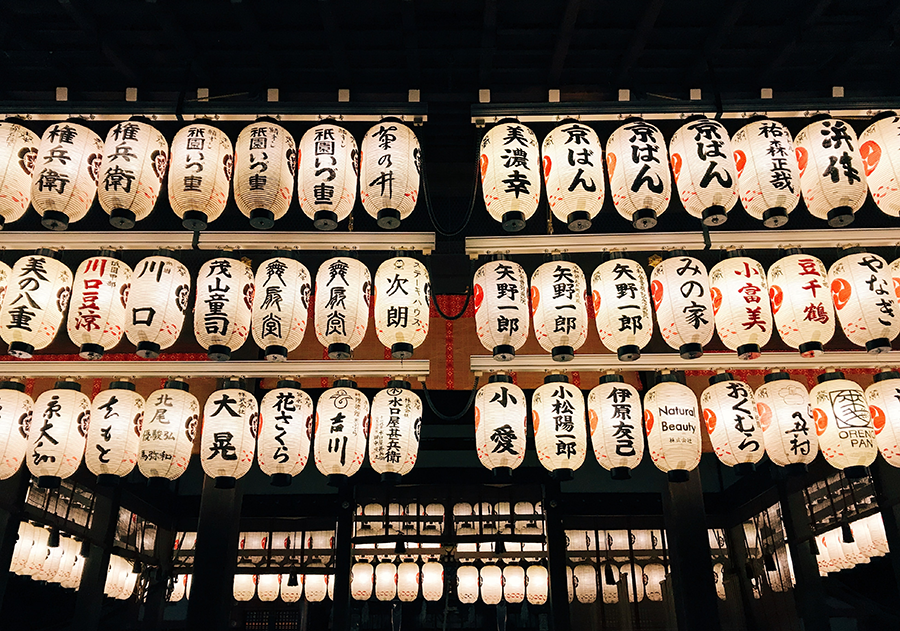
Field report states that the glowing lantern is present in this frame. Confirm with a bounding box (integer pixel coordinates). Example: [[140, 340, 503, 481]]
[[644, 563, 666, 602], [588, 375, 643, 479], [590, 257, 653, 361], [861, 115, 900, 216], [567, 566, 574, 603], [369, 380, 421, 482], [305, 573, 328, 602], [731, 119, 800, 227], [422, 562, 444, 601], [137, 380, 198, 481], [257, 574, 280, 602], [531, 260, 588, 361], [67, 255, 132, 360], [125, 254, 190, 358], [669, 117, 738, 226], [298, 123, 358, 230], [713, 564, 726, 600], [0, 252, 72, 358], [280, 574, 302, 602], [755, 372, 817, 470], [474, 376, 527, 476], [374, 257, 429, 358], [829, 250, 900, 353], [526, 565, 548, 605], [644, 374, 702, 481], [200, 383, 257, 488], [374, 562, 397, 601], [234, 120, 295, 229], [794, 117, 867, 227], [650, 254, 714, 359], [22, 526, 49, 576], [480, 565, 502, 605], [397, 561, 419, 602], [473, 258, 530, 360], [233, 574, 255, 601], [351, 562, 374, 600], [541, 122, 605, 231], [85, 381, 144, 483], [457, 565, 479, 604], [194, 257, 254, 361], [480, 121, 541, 232], [360, 120, 420, 229], [574, 564, 598, 604], [503, 565, 525, 603], [532, 375, 586, 479], [168, 123, 233, 230], [600, 563, 620, 604], [605, 118, 671, 229], [811, 371, 877, 476], [866, 370, 900, 466], [251, 257, 311, 361], [709, 255, 773, 359], [10, 521, 35, 574], [701, 374, 765, 472], [767, 252, 834, 357], [0, 382, 32, 480], [257, 381, 313, 486], [26, 381, 89, 487], [169, 575, 187, 602], [313, 381, 369, 482], [0, 120, 38, 227], [314, 257, 371, 359], [619, 563, 645, 602]]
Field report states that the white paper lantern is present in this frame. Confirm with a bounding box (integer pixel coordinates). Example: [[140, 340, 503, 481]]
[[669, 118, 738, 226], [587, 376, 644, 478], [795, 117, 867, 226], [168, 123, 233, 230], [64, 555, 85, 589], [233, 574, 255, 601], [85, 382, 143, 481], [532, 376, 586, 477], [599, 563, 620, 604], [397, 561, 419, 602], [541, 122, 605, 231], [866, 371, 900, 466], [233, 120, 295, 229], [860, 115, 900, 216], [298, 123, 358, 230], [811, 371, 877, 475], [731, 119, 800, 227], [10, 521, 35, 574], [755, 373, 817, 469], [194, 257, 253, 361], [590, 257, 653, 361], [305, 573, 327, 602], [374, 257, 429, 358], [280, 575, 302, 603], [314, 382, 369, 481], [200, 384, 257, 486], [52, 536, 79, 585], [360, 120, 420, 229], [374, 562, 397, 602], [619, 563, 645, 603], [421, 561, 444, 601], [710, 256, 773, 359], [314, 257, 371, 359], [767, 253, 835, 357], [473, 259, 530, 360], [480, 121, 541, 232], [0, 253, 72, 358], [369, 382, 421, 482], [644, 375, 702, 480], [257, 574, 280, 602], [26, 382, 89, 487], [251, 257, 311, 361], [644, 563, 666, 602], [701, 374, 765, 471], [605, 119, 671, 229], [66, 256, 132, 360], [22, 526, 49, 576], [829, 251, 900, 353], [500, 565, 525, 603], [531, 260, 588, 361], [573, 564, 598, 604], [480, 565, 502, 605], [713, 563, 727, 600], [0, 382, 32, 480], [169, 574, 187, 602], [125, 255, 190, 358], [474, 376, 527, 474], [257, 381, 313, 484], [567, 566, 574, 603], [0, 121, 39, 227], [31, 121, 102, 230], [456, 565, 479, 604], [350, 562, 374, 600], [35, 538, 64, 583], [138, 381, 198, 481], [526, 565, 548, 605], [650, 255, 715, 359]]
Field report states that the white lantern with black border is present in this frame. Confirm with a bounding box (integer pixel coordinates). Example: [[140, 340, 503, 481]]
[[314, 257, 371, 359], [26, 381, 90, 488], [137, 380, 199, 482], [480, 565, 503, 605], [701, 373, 765, 474], [397, 561, 420, 602], [375, 561, 397, 602], [369, 380, 421, 483], [829, 249, 900, 353], [234, 119, 295, 229], [709, 253, 773, 360], [313, 380, 369, 484], [0, 120, 39, 228], [374, 257, 430, 359], [298, 123, 358, 230], [755, 372, 817, 472], [0, 381, 32, 480], [587, 374, 643, 480], [605, 118, 671, 229], [531, 258, 588, 362], [591, 255, 653, 361], [644, 373, 701, 482], [0, 260, 10, 310], [541, 121, 605, 232], [85, 381, 144, 484], [67, 254, 132, 360], [360, 119, 420, 229], [125, 254, 191, 358], [532, 374, 586, 480], [860, 113, 900, 217], [811, 370, 877, 478], [251, 256, 311, 362], [351, 562, 374, 601], [649, 253, 715, 360], [865, 370, 900, 467], [474, 375, 527, 477], [473, 258, 530, 361], [257, 380, 313, 486], [194, 256, 254, 361], [168, 123, 233, 230], [200, 381, 257, 488], [480, 120, 541, 232], [767, 251, 834, 357], [731, 119, 800, 227], [526, 565, 549, 605]]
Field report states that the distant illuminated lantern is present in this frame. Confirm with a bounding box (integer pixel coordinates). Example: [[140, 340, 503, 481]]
[[257, 574, 280, 602], [137, 380, 198, 481], [125, 254, 191, 359], [473, 258, 530, 360], [257, 381, 313, 486], [457, 565, 479, 604], [731, 119, 800, 227], [26, 381, 90, 488], [251, 257, 311, 362], [480, 121, 541, 232], [298, 123, 358, 230], [480, 565, 502, 605], [532, 375, 586, 479], [866, 370, 900, 467], [767, 252, 834, 357], [168, 123, 233, 230], [374, 257, 430, 358], [644, 374, 702, 481], [351, 562, 374, 600], [194, 257, 254, 361], [279, 574, 300, 603], [360, 120, 420, 229], [591, 256, 653, 361], [526, 565, 549, 605], [600, 563, 620, 604], [200, 382, 257, 488], [67, 255, 133, 359], [305, 573, 328, 602], [755, 372, 817, 471], [588, 375, 643, 479], [233, 574, 255, 601], [0, 381, 32, 480], [234, 119, 295, 229], [369, 381, 422, 483], [709, 255, 773, 359], [605, 118, 671, 229], [474, 375, 527, 476], [829, 250, 900, 353], [503, 565, 525, 603], [650, 254, 715, 359], [421, 562, 444, 601], [574, 564, 598, 604], [619, 563, 645, 602], [644, 563, 667, 602], [397, 562, 420, 602], [541, 121, 605, 231], [811, 371, 877, 476], [0, 120, 39, 227], [314, 257, 371, 359], [530, 260, 588, 362], [861, 115, 900, 217], [701, 374, 765, 473], [313, 381, 369, 483], [374, 562, 397, 602], [85, 381, 144, 484]]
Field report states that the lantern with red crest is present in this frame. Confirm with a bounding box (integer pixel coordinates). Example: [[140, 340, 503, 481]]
[[828, 250, 900, 353], [709, 254, 773, 360], [731, 119, 800, 227], [0, 120, 39, 228], [649, 253, 714, 360], [767, 252, 834, 357], [860, 114, 900, 217], [605, 119, 671, 229], [541, 122, 605, 232], [480, 121, 541, 232], [473, 258, 530, 361], [866, 370, 900, 467], [755, 372, 817, 471]]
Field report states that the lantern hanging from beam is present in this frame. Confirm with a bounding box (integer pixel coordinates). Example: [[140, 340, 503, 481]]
[[251, 256, 311, 362], [701, 373, 765, 473], [137, 380, 198, 481], [731, 119, 800, 227], [0, 381, 32, 480], [26, 381, 90, 488], [600, 563, 620, 604], [67, 255, 132, 360], [541, 121, 605, 232], [374, 562, 397, 602], [360, 120, 420, 229], [421, 561, 444, 601], [194, 256, 254, 361], [257, 380, 313, 486], [351, 562, 374, 600], [591, 256, 653, 361], [314, 257, 371, 359], [709, 255, 773, 360], [588, 375, 643, 479], [644, 373, 701, 482], [532, 375, 586, 479], [257, 574, 279, 602], [650, 254, 714, 359], [369, 380, 422, 483], [279, 574, 300, 603], [200, 382, 257, 488], [866, 370, 900, 467], [526, 565, 548, 605], [480, 120, 541, 232], [829, 250, 900, 353], [480, 565, 502, 605], [233, 574, 255, 601], [233, 119, 295, 229], [313, 380, 369, 483], [811, 371, 877, 477], [0, 120, 39, 228], [473, 258, 530, 361], [574, 564, 598, 604], [619, 563, 645, 603], [125, 254, 190, 359], [503, 565, 525, 603], [755, 372, 817, 470], [85, 381, 144, 484], [457, 565, 479, 604], [860, 114, 900, 217], [305, 573, 328, 602], [530, 259, 588, 362], [768, 252, 834, 357], [298, 123, 358, 230], [605, 118, 671, 229], [168, 123, 233, 230], [374, 257, 430, 359], [474, 375, 527, 476], [397, 561, 420, 602]]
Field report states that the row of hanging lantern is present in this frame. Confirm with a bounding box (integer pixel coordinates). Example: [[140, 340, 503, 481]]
[[566, 528, 665, 560], [0, 117, 421, 231], [233, 572, 332, 603], [455, 564, 549, 605], [348, 561, 446, 602], [9, 522, 85, 589], [814, 512, 890, 575], [566, 562, 668, 604], [481, 114, 900, 233]]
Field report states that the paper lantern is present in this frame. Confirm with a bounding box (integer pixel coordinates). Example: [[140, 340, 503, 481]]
[[374, 257, 429, 358], [194, 257, 253, 361], [26, 381, 89, 487], [10, 521, 35, 574], [755, 373, 817, 469], [573, 564, 597, 604], [66, 255, 132, 360], [710, 255, 773, 359], [31, 120, 102, 230], [669, 117, 738, 226], [137, 380, 198, 481], [480, 121, 541, 231], [169, 575, 187, 602], [502, 565, 525, 603], [587, 375, 644, 479], [105, 555, 129, 598], [233, 574, 255, 601], [526, 565, 548, 605], [200, 383, 257, 487], [863, 514, 890, 555], [480, 565, 502, 605], [305, 574, 327, 602], [52, 536, 79, 585], [314, 257, 371, 359], [422, 562, 444, 601], [619, 563, 645, 603], [590, 257, 653, 361], [85, 381, 143, 482], [233, 120, 295, 229], [474, 376, 527, 475], [541, 122, 605, 231], [713, 563, 726, 600], [644, 563, 666, 602], [567, 566, 574, 603], [566, 529, 592, 562], [280, 575, 302, 602], [731, 119, 801, 227], [397, 561, 419, 602], [257, 574, 280, 602], [532, 376, 586, 478], [251, 257, 311, 361], [0, 382, 32, 480], [0, 121, 39, 227], [866, 371, 900, 466], [168, 123, 233, 230], [257, 381, 313, 485], [64, 555, 86, 590], [531, 260, 588, 361], [351, 562, 374, 600], [650, 254, 715, 359], [767, 253, 834, 356], [457, 565, 479, 604], [701, 374, 765, 472], [605, 119, 671, 229], [35, 535, 64, 583], [0, 253, 72, 358], [125, 255, 190, 358], [644, 375, 702, 481], [360, 120, 420, 229], [298, 123, 358, 230], [861, 115, 900, 216], [313, 381, 369, 482], [811, 371, 877, 476], [829, 251, 900, 353], [369, 381, 421, 482], [600, 563, 620, 604], [22, 526, 49, 576], [795, 117, 867, 226], [374, 562, 397, 602], [473, 259, 530, 360]]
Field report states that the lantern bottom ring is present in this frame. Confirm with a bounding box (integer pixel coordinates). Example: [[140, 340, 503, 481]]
[[313, 210, 339, 231], [551, 345, 575, 362], [377, 208, 402, 230], [492, 345, 516, 361], [736, 343, 761, 360], [136, 341, 161, 359], [491, 466, 513, 481], [249, 208, 276, 230], [865, 338, 892, 354], [214, 476, 236, 489], [667, 469, 690, 483], [762, 206, 788, 228], [265, 345, 288, 362], [381, 472, 402, 484], [617, 345, 641, 362], [734, 463, 755, 476], [843, 465, 869, 479], [40, 210, 70, 231], [610, 466, 632, 480], [270, 473, 292, 487], [678, 343, 703, 360], [827, 206, 855, 228], [566, 211, 592, 233], [632, 208, 658, 230], [181, 210, 209, 231], [37, 475, 62, 489], [550, 468, 574, 481], [97, 473, 120, 486], [7, 341, 34, 359], [799, 341, 824, 357], [206, 345, 232, 362], [391, 343, 414, 359], [79, 343, 106, 360], [701, 205, 727, 227], [501, 211, 526, 233], [327, 473, 349, 487], [148, 477, 170, 490], [328, 343, 353, 360], [109, 208, 136, 230], [784, 463, 807, 476]]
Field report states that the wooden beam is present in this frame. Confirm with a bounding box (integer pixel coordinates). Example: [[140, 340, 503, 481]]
[[58, 0, 141, 84], [548, 0, 582, 87], [614, 0, 666, 87]]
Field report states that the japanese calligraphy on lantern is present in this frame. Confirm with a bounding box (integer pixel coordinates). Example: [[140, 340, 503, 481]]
[[374, 257, 430, 358], [531, 261, 588, 361], [474, 378, 527, 472], [314, 257, 371, 359], [257, 383, 313, 479], [314, 385, 369, 477], [755, 376, 817, 467], [200, 387, 257, 481], [0, 121, 39, 226], [168, 123, 233, 229], [85, 384, 144, 479], [0, 383, 32, 480], [865, 373, 900, 466], [650, 256, 714, 359], [473, 260, 530, 361], [125, 255, 190, 358], [701, 377, 764, 468], [591, 258, 653, 361], [860, 116, 900, 217], [360, 120, 420, 228], [541, 122, 605, 231], [605, 119, 671, 229], [480, 121, 541, 231], [828, 251, 900, 353], [299, 123, 358, 229], [768, 253, 834, 357], [234, 120, 295, 228], [709, 256, 772, 359], [67, 255, 132, 360], [369, 385, 422, 478], [669, 118, 738, 225], [26, 384, 90, 483], [587, 379, 643, 474], [532, 379, 586, 474], [731, 119, 800, 227], [194, 257, 254, 361], [811, 374, 877, 471], [251, 257, 311, 361], [137, 383, 198, 480]]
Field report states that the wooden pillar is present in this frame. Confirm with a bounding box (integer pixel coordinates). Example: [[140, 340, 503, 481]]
[[870, 459, 900, 596], [332, 488, 354, 631], [0, 469, 31, 612], [140, 526, 176, 630], [542, 481, 571, 631]]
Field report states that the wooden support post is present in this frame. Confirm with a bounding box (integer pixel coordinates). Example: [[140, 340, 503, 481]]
[[332, 488, 354, 631], [0, 469, 31, 612], [543, 481, 571, 631], [140, 526, 175, 630], [870, 459, 900, 597]]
